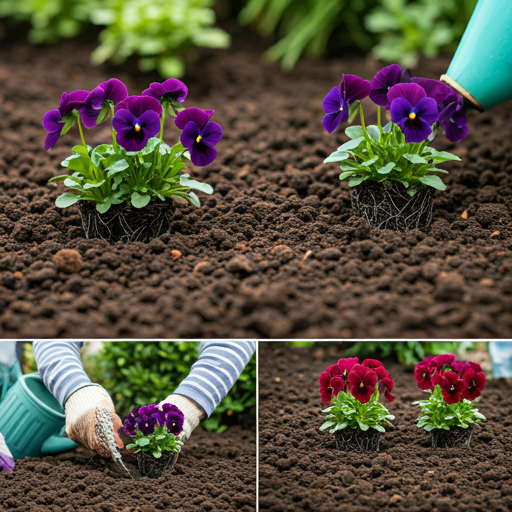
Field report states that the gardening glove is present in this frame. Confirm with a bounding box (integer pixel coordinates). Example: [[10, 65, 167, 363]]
[[64, 385, 124, 458], [159, 394, 206, 441], [0, 432, 15, 472]]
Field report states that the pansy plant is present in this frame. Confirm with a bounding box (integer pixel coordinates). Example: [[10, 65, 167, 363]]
[[319, 358, 395, 434], [323, 64, 467, 195], [44, 78, 222, 212], [413, 354, 486, 432], [123, 403, 184, 459]]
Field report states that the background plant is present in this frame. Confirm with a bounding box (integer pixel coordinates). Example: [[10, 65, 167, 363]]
[[0, 0, 230, 77], [346, 341, 474, 365]]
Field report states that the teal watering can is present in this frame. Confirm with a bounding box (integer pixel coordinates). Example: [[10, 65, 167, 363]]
[[441, 0, 512, 111], [0, 373, 78, 459]]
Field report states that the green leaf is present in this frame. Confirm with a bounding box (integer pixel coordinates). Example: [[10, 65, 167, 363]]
[[61, 154, 81, 168], [180, 177, 213, 194], [319, 421, 335, 431], [131, 192, 151, 209], [339, 171, 356, 180], [473, 411, 486, 420], [48, 175, 71, 183], [136, 438, 150, 446], [345, 126, 365, 139], [55, 193, 79, 208], [349, 177, 369, 187], [382, 122, 392, 133], [367, 125, 381, 142], [107, 159, 129, 177], [96, 200, 111, 214], [72, 145, 90, 156], [337, 137, 365, 152], [361, 156, 379, 167], [152, 451, 163, 459], [96, 103, 110, 125], [324, 151, 349, 164], [420, 175, 446, 190], [126, 443, 136, 450], [357, 422, 369, 431], [60, 115, 76, 136], [348, 101, 360, 123], [373, 425, 386, 432], [377, 162, 395, 174], [83, 180, 105, 190], [424, 424, 436, 432], [141, 137, 161, 155], [404, 153, 428, 164]]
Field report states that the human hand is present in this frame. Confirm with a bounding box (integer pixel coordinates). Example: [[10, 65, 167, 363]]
[[64, 386, 124, 458], [0, 432, 15, 472]]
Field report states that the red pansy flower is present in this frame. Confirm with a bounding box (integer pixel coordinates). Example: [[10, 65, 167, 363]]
[[347, 364, 378, 404], [462, 369, 486, 401], [414, 362, 433, 391], [381, 377, 395, 402], [439, 371, 465, 404], [362, 359, 389, 380]]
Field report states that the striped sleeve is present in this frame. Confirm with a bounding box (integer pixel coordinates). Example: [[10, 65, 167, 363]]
[[172, 340, 256, 418], [32, 341, 96, 408]]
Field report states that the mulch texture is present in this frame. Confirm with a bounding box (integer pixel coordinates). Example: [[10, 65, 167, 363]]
[[259, 343, 512, 512], [0, 425, 256, 512], [0, 25, 512, 338]]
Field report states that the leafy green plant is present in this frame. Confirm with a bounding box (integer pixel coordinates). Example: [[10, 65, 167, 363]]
[[414, 386, 485, 432], [365, 0, 477, 67], [346, 341, 474, 366], [320, 390, 394, 434], [327, 119, 460, 193], [238, 0, 376, 69], [0, 0, 230, 77], [91, 342, 256, 432], [126, 425, 183, 457]]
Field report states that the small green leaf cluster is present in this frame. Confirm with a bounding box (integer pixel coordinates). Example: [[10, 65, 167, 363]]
[[324, 120, 460, 194], [50, 138, 212, 213], [126, 425, 183, 458], [320, 390, 394, 434], [413, 385, 486, 431], [0, 0, 229, 78]]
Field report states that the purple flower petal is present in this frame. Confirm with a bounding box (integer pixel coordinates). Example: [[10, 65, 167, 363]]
[[113, 109, 160, 152], [61, 90, 89, 116], [42, 109, 63, 132], [389, 97, 413, 125], [323, 86, 342, 114], [201, 121, 223, 146], [342, 74, 371, 103], [102, 78, 128, 104], [443, 109, 468, 142], [191, 141, 218, 167], [0, 453, 15, 472], [437, 102, 458, 125], [142, 78, 188, 103], [388, 83, 426, 108], [138, 110, 161, 138], [112, 109, 137, 134], [115, 95, 162, 118], [44, 129, 62, 150], [322, 109, 348, 134], [369, 64, 402, 107], [401, 117, 432, 143], [411, 77, 458, 109], [175, 107, 213, 130], [413, 97, 439, 126], [180, 120, 201, 149], [401, 69, 412, 83]]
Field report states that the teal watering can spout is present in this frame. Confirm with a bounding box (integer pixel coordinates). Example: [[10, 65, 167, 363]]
[[441, 0, 512, 111], [0, 373, 78, 459]]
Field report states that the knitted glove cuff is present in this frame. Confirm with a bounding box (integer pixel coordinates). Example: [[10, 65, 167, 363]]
[[160, 394, 205, 440], [64, 384, 112, 422]]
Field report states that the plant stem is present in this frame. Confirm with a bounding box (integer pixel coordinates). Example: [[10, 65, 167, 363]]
[[159, 110, 166, 140], [77, 115, 87, 152], [359, 104, 374, 157], [110, 104, 119, 152], [377, 106, 382, 134]]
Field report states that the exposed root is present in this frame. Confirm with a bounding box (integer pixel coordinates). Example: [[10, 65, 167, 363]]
[[335, 429, 382, 453]]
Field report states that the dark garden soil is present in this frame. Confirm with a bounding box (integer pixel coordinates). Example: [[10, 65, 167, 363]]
[[0, 424, 256, 512], [259, 343, 512, 512], [1, 24, 512, 338]]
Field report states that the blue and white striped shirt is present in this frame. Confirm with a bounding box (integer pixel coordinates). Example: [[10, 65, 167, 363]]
[[32, 341, 256, 417]]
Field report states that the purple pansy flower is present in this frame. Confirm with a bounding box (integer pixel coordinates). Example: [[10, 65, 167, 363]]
[[80, 78, 128, 129], [113, 96, 162, 152], [411, 77, 468, 142], [388, 83, 439, 143], [123, 403, 184, 437], [42, 90, 88, 150], [176, 107, 223, 167], [369, 64, 411, 108], [142, 78, 188, 105], [322, 74, 371, 134]]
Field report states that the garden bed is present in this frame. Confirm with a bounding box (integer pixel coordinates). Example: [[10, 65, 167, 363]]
[[0, 24, 512, 338], [259, 343, 512, 511], [0, 424, 255, 511]]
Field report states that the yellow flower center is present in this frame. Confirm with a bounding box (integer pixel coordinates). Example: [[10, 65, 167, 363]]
[[360, 382, 364, 388], [409, 112, 416, 120], [196, 135, 202, 143], [134, 123, 141, 132]]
